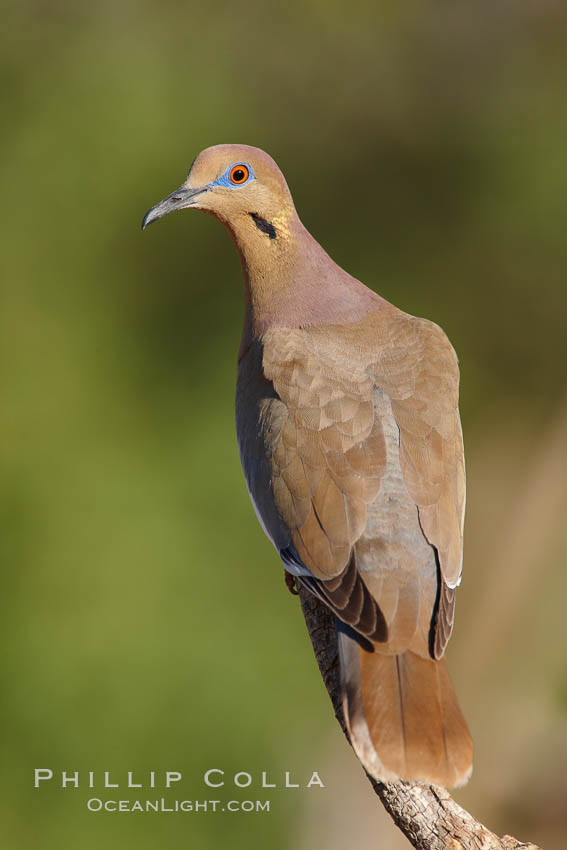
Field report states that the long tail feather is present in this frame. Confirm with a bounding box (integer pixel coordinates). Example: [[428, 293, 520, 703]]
[[338, 626, 473, 787]]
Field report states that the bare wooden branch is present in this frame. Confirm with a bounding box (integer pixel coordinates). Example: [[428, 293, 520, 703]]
[[298, 586, 542, 850]]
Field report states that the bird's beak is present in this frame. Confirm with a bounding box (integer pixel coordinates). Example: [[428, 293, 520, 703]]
[[141, 185, 209, 230]]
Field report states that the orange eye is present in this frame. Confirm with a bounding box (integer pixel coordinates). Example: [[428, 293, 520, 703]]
[[229, 164, 249, 185]]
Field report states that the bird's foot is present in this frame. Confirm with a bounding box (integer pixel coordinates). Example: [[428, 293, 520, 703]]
[[284, 571, 299, 595]]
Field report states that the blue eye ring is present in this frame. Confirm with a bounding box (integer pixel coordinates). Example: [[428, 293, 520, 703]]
[[213, 162, 255, 188]]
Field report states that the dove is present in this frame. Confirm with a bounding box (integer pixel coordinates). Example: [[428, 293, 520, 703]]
[[142, 144, 473, 787]]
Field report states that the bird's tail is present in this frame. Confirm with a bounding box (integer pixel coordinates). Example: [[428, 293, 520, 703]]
[[338, 627, 473, 787]]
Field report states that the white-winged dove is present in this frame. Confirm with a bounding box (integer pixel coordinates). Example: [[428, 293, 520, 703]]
[[143, 145, 473, 788]]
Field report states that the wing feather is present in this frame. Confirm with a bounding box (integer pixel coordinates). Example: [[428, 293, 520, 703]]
[[237, 304, 465, 658]]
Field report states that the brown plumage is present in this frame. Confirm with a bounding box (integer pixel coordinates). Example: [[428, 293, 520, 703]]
[[142, 144, 473, 788]]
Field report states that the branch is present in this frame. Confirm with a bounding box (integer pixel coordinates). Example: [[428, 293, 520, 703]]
[[297, 585, 542, 850]]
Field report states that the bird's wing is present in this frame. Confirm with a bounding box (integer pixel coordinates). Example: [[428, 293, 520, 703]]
[[260, 326, 387, 580], [363, 310, 465, 658], [371, 313, 466, 590], [237, 305, 464, 658]]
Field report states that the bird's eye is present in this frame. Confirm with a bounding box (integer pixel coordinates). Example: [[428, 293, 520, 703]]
[[229, 164, 249, 185]]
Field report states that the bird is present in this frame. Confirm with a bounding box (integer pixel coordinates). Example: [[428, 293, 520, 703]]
[[142, 144, 473, 788]]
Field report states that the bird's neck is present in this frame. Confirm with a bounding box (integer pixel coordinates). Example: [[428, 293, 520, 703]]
[[230, 216, 384, 360]]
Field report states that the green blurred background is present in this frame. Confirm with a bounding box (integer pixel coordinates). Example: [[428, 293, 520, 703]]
[[2, 1, 567, 848]]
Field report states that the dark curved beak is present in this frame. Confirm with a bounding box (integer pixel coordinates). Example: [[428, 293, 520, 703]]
[[141, 185, 208, 231]]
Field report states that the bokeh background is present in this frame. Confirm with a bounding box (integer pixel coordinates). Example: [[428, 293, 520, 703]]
[[2, 1, 567, 848]]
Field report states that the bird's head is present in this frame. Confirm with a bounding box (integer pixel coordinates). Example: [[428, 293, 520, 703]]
[[142, 144, 297, 243]]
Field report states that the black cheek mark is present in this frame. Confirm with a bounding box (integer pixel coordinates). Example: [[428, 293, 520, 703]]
[[250, 212, 277, 240]]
